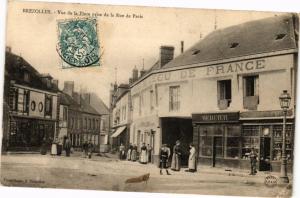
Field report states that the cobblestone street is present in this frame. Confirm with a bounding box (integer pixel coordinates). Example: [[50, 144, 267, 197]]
[[0, 153, 292, 197]]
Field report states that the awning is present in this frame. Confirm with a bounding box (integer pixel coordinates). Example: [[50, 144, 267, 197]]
[[111, 126, 126, 138]]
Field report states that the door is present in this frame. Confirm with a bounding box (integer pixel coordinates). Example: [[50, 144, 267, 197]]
[[259, 137, 271, 171], [212, 136, 223, 167]]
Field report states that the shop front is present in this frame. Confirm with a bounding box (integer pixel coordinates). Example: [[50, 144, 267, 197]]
[[8, 116, 56, 151], [192, 111, 294, 172]]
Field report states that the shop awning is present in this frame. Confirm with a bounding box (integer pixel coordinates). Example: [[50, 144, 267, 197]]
[[111, 126, 126, 138]]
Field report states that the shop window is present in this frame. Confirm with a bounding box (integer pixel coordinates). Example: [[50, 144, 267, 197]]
[[241, 126, 260, 159], [218, 80, 232, 110], [169, 86, 180, 112], [200, 136, 212, 156], [45, 94, 52, 116], [243, 76, 259, 110], [272, 125, 293, 162]]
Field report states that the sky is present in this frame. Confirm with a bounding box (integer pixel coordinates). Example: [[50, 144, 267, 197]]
[[5, 1, 283, 106]]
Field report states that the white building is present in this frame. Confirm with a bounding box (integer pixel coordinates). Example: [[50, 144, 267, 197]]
[[129, 14, 298, 171]]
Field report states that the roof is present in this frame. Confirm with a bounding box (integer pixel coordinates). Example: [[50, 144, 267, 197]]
[[89, 93, 110, 115], [5, 51, 58, 92], [59, 91, 101, 116], [163, 14, 298, 69]]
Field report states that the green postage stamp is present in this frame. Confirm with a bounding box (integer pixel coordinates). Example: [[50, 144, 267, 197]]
[[56, 18, 100, 68]]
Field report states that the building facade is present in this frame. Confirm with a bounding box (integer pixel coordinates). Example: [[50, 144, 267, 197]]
[[62, 81, 102, 152], [2, 50, 59, 151], [128, 14, 298, 171], [110, 84, 131, 150]]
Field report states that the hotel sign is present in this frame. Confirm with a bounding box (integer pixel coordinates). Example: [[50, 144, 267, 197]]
[[192, 112, 240, 123]]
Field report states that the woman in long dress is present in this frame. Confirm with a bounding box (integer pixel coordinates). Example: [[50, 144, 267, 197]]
[[51, 138, 58, 156], [171, 140, 181, 171], [140, 143, 147, 164], [187, 143, 197, 172], [127, 144, 132, 161], [131, 144, 137, 161]]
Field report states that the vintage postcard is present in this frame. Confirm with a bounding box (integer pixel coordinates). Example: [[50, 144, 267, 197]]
[[1, 0, 299, 197]]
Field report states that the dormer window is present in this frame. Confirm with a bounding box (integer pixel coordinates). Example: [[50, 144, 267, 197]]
[[275, 33, 286, 40], [24, 71, 30, 82], [229, 42, 239, 48]]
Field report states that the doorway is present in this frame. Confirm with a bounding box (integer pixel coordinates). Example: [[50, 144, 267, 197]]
[[259, 137, 271, 171], [212, 136, 223, 167]]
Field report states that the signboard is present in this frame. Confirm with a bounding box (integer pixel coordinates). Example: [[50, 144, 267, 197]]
[[192, 112, 240, 123]]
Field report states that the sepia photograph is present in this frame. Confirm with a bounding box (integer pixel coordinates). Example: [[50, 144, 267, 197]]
[[0, 0, 299, 197]]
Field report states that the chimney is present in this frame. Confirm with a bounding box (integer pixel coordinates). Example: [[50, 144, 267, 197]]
[[52, 79, 59, 90], [63, 81, 74, 96], [159, 46, 174, 68], [140, 69, 147, 77], [132, 66, 138, 82], [6, 46, 11, 53], [181, 41, 184, 54], [129, 78, 133, 84]]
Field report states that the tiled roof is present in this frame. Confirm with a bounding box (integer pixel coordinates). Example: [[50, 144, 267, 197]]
[[163, 14, 298, 69], [5, 51, 58, 92]]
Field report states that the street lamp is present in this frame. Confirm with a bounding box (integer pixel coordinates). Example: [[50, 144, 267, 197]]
[[279, 90, 291, 183]]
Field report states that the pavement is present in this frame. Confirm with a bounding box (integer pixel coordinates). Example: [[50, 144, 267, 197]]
[[0, 152, 293, 197]]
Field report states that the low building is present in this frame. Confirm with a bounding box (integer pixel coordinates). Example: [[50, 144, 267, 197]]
[[2, 49, 59, 151], [129, 14, 298, 172]]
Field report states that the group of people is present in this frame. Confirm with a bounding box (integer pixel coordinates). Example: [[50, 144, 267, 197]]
[[41, 136, 72, 157], [119, 142, 153, 164], [159, 140, 197, 175]]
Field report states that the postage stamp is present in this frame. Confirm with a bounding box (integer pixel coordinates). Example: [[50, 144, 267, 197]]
[[56, 18, 100, 68]]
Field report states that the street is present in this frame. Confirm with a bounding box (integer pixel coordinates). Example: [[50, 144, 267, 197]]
[[0, 153, 292, 197]]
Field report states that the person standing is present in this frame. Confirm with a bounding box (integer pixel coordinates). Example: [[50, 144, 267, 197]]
[[57, 137, 63, 156], [87, 140, 94, 159], [119, 143, 125, 160], [51, 137, 58, 156], [64, 136, 72, 157], [147, 144, 152, 163], [40, 137, 48, 155], [131, 144, 137, 161], [82, 140, 88, 158], [159, 144, 171, 175], [249, 147, 258, 175], [127, 143, 133, 161], [187, 143, 197, 172], [140, 143, 147, 164], [171, 140, 182, 171]]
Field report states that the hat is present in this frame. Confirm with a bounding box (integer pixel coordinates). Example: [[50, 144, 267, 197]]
[[162, 143, 167, 147], [176, 140, 180, 144]]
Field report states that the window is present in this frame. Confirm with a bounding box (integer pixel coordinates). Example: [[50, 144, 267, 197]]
[[241, 126, 259, 159], [243, 76, 259, 110], [84, 118, 87, 129], [45, 94, 52, 116], [169, 86, 180, 111], [89, 119, 91, 129], [225, 125, 241, 159], [63, 106, 68, 122], [244, 76, 258, 97], [24, 72, 30, 82], [273, 125, 293, 162], [93, 119, 95, 130], [22, 90, 30, 114], [218, 80, 231, 109], [9, 88, 18, 111]]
